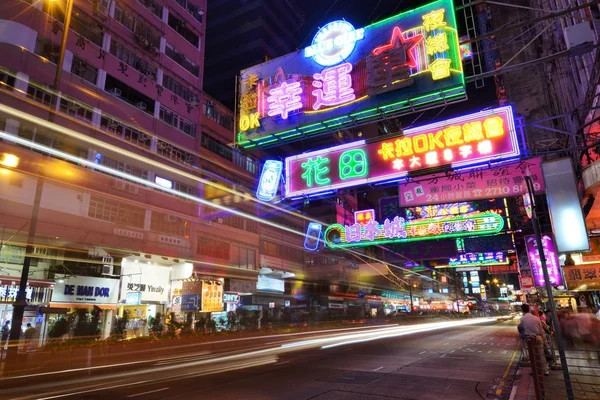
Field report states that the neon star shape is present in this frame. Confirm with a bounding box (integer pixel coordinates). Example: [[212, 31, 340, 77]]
[[372, 26, 424, 69]]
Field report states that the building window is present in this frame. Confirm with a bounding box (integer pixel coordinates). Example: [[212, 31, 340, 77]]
[[27, 84, 54, 107], [71, 11, 103, 47], [232, 244, 256, 270], [100, 155, 148, 180], [173, 181, 195, 196], [0, 71, 16, 91], [151, 212, 189, 237], [100, 116, 152, 149], [201, 134, 232, 162], [197, 237, 230, 260], [156, 140, 195, 165], [262, 241, 304, 263], [174, 0, 203, 23], [105, 75, 155, 115], [34, 36, 60, 64], [159, 106, 196, 137], [162, 73, 197, 102], [114, 4, 137, 32], [165, 42, 199, 76], [137, 0, 162, 19], [59, 98, 94, 123], [109, 40, 157, 81], [168, 12, 200, 47], [71, 56, 98, 85], [88, 196, 145, 228]]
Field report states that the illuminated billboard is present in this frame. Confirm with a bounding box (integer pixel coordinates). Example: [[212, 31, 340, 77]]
[[237, 0, 465, 149], [324, 212, 504, 249], [285, 106, 518, 199]]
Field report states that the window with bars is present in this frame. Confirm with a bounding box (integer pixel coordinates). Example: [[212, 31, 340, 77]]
[[159, 105, 197, 137], [100, 116, 152, 150], [99, 155, 148, 180], [231, 244, 256, 270], [150, 212, 189, 237], [174, 0, 203, 23], [71, 56, 98, 85], [173, 181, 195, 196], [156, 140, 195, 165], [165, 42, 199, 76], [109, 40, 157, 81], [163, 73, 196, 102], [88, 196, 145, 228], [0, 71, 16, 91], [59, 98, 94, 123], [27, 84, 55, 107], [168, 12, 199, 47], [114, 4, 136, 31], [137, 0, 162, 19], [197, 237, 230, 260], [261, 241, 304, 263]]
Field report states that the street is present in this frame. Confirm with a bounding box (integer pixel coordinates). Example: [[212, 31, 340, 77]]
[[1, 318, 520, 400]]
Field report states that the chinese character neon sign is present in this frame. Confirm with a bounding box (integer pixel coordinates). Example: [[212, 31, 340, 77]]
[[285, 106, 519, 199], [324, 212, 504, 249], [304, 20, 365, 66], [237, 0, 465, 149], [448, 252, 508, 268]]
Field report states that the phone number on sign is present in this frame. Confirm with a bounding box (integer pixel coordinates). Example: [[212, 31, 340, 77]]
[[423, 182, 541, 203]]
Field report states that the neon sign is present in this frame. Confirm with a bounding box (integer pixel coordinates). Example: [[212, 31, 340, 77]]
[[304, 21, 365, 66], [304, 222, 323, 251], [448, 252, 508, 268], [256, 160, 283, 201], [324, 212, 504, 248], [237, 0, 465, 149], [285, 106, 519, 198]]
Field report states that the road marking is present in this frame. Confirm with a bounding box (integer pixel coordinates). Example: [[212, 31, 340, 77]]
[[443, 342, 449, 345], [373, 366, 384, 372], [450, 350, 456, 353], [419, 351, 427, 354], [274, 361, 290, 366], [502, 350, 508, 354], [440, 354, 446, 358], [444, 356, 466, 359], [488, 351, 493, 353], [36, 381, 149, 400], [127, 387, 170, 398], [344, 347, 355, 352]]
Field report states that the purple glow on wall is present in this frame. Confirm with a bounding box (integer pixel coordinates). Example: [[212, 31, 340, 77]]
[[524, 234, 563, 287]]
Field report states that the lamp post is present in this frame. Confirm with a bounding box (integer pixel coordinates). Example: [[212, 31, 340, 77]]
[[524, 175, 574, 400], [5, 0, 74, 373]]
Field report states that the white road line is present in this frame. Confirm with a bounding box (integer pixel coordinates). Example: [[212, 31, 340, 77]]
[[450, 350, 456, 353], [36, 381, 149, 400], [440, 354, 446, 358], [488, 351, 493, 353], [502, 350, 508, 354], [274, 361, 290, 366], [373, 366, 384, 372], [444, 356, 466, 359], [443, 342, 449, 345], [419, 351, 427, 354], [127, 387, 169, 398]]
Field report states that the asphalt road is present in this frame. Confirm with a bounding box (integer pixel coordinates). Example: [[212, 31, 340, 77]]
[[1, 318, 521, 400]]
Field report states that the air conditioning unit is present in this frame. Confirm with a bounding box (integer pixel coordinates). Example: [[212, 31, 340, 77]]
[[109, 87, 122, 96], [136, 102, 147, 110], [206, 100, 215, 107], [189, 97, 199, 106], [564, 22, 595, 53], [217, 218, 223, 224], [128, 185, 139, 195], [166, 215, 178, 222], [101, 264, 114, 276], [114, 179, 126, 190]]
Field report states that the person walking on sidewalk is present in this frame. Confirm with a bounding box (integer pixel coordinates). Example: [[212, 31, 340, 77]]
[[1, 320, 10, 355], [518, 304, 549, 376]]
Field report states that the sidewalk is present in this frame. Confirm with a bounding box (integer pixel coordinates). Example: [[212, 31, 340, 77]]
[[512, 349, 600, 400]]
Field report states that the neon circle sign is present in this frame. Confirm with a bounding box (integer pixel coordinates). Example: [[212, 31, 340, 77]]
[[304, 20, 365, 66]]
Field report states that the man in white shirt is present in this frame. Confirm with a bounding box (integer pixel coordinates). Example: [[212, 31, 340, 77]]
[[518, 304, 549, 375]]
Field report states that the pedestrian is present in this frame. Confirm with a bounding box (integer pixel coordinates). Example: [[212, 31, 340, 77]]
[[1, 320, 10, 351], [24, 323, 36, 352], [518, 304, 549, 376]]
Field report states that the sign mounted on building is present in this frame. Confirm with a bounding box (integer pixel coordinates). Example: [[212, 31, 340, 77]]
[[51, 276, 119, 304], [524, 234, 563, 287], [256, 275, 285, 293], [324, 211, 504, 249], [563, 264, 600, 291], [400, 157, 542, 206], [520, 275, 534, 290], [448, 252, 508, 268], [285, 106, 518, 199], [237, 0, 465, 149], [120, 262, 170, 303]]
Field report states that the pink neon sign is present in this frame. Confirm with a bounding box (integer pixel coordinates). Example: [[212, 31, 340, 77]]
[[285, 106, 520, 198], [312, 62, 356, 110], [267, 81, 303, 119]]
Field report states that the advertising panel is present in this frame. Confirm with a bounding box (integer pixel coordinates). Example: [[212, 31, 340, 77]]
[[563, 264, 600, 291], [256, 275, 285, 293], [120, 262, 170, 303], [448, 252, 508, 268], [238, 0, 465, 149], [285, 106, 518, 198], [400, 158, 543, 206], [524, 234, 563, 287], [52, 276, 120, 304], [325, 212, 504, 249], [201, 280, 224, 312]]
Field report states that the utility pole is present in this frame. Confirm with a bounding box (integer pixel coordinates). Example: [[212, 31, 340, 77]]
[[524, 175, 574, 400], [4, 0, 74, 373]]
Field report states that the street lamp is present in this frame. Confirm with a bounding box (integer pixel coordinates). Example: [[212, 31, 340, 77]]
[[6, 0, 74, 371]]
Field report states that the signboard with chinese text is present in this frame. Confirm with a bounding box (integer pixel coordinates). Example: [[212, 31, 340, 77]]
[[202, 280, 224, 312], [488, 263, 519, 274], [324, 211, 504, 248], [400, 157, 543, 206], [120, 262, 170, 303], [524, 234, 563, 287], [520, 275, 534, 290], [237, 0, 465, 149], [563, 264, 600, 291], [256, 275, 285, 293], [448, 252, 508, 268], [285, 106, 518, 198]]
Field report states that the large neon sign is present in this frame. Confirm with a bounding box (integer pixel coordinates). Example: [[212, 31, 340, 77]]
[[285, 106, 519, 199], [237, 0, 465, 149], [324, 212, 504, 249]]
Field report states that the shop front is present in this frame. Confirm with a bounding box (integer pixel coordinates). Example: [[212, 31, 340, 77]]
[[119, 259, 171, 337], [50, 276, 120, 340]]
